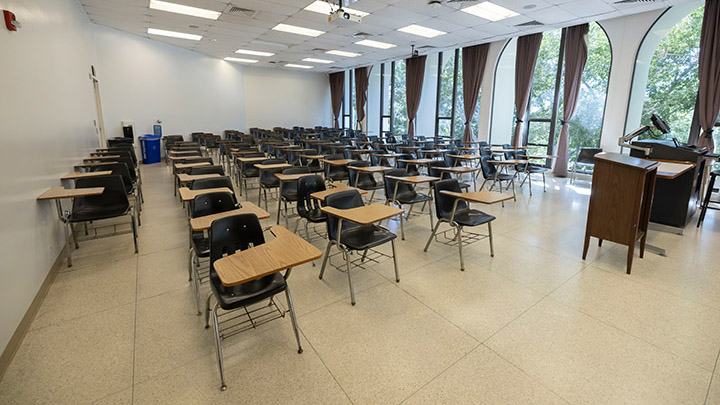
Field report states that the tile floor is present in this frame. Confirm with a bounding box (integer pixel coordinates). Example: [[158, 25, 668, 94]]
[[1, 158, 719, 404]]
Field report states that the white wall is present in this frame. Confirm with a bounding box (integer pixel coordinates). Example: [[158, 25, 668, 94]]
[[92, 24, 247, 140], [243, 67, 332, 130], [416, 53, 439, 138], [0, 0, 99, 354]]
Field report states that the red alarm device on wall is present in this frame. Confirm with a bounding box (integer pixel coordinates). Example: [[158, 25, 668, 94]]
[[4, 10, 20, 31]]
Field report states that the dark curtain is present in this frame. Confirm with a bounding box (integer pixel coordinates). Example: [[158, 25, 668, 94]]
[[329, 71, 345, 129], [405, 55, 427, 138], [354, 66, 370, 131], [554, 24, 590, 177], [461, 44, 490, 143], [512, 33, 543, 148], [696, 0, 720, 152]]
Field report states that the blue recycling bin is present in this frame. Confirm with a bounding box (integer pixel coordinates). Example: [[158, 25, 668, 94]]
[[139, 134, 161, 164]]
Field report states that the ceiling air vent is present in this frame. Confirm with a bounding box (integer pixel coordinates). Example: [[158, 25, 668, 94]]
[[228, 6, 258, 18], [515, 20, 543, 27]]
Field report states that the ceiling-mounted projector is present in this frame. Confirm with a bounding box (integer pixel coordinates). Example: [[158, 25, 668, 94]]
[[329, 8, 362, 23]]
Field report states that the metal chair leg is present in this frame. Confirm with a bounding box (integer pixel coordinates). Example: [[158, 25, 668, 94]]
[[345, 250, 356, 305], [64, 221, 74, 267], [457, 226, 464, 271], [284, 286, 303, 354], [319, 241, 332, 279], [211, 305, 227, 391], [391, 239, 399, 282], [188, 248, 193, 282], [131, 214, 138, 253], [488, 222, 494, 257], [204, 293, 213, 328], [424, 220, 441, 252], [193, 254, 202, 315]]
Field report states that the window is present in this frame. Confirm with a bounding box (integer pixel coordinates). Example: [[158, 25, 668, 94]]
[[392, 60, 408, 134], [436, 48, 483, 140], [640, 5, 703, 142], [379, 63, 392, 134], [342, 70, 354, 129]]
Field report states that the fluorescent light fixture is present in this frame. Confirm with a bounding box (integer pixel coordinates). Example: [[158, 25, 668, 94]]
[[224, 57, 258, 63], [235, 49, 274, 57], [326, 50, 361, 57], [147, 27, 201, 41], [149, 0, 221, 20], [303, 58, 333, 64], [272, 23, 324, 37], [285, 64, 313, 69], [461, 1, 518, 21], [355, 39, 396, 49], [304, 1, 369, 17], [397, 24, 446, 38]]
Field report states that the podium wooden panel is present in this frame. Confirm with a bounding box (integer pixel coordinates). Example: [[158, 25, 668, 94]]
[[582, 153, 659, 274]]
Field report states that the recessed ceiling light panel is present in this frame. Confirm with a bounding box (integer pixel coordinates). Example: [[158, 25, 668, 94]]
[[461, 1, 519, 21], [303, 58, 334, 64], [235, 49, 274, 57], [149, 0, 221, 20], [326, 50, 361, 57], [224, 57, 259, 63], [397, 24, 447, 38], [147, 27, 202, 41], [285, 64, 313, 69], [272, 23, 325, 37], [355, 39, 396, 49]]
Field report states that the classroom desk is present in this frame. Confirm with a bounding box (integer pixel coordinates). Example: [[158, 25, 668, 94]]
[[37, 187, 105, 267], [254, 163, 292, 206], [174, 162, 211, 171], [61, 171, 112, 180], [384, 175, 440, 239], [299, 154, 324, 159], [351, 166, 394, 192], [457, 147, 479, 152], [321, 158, 356, 166], [189, 204, 270, 231], [274, 172, 316, 224], [310, 184, 368, 202], [177, 173, 221, 185], [235, 156, 267, 194], [83, 155, 119, 162], [321, 204, 404, 225], [436, 166, 481, 191], [75, 161, 118, 170], [170, 150, 201, 156], [178, 187, 234, 202], [168, 154, 202, 161], [213, 226, 322, 287]]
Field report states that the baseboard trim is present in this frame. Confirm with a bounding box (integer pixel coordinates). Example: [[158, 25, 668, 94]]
[[0, 243, 66, 381]]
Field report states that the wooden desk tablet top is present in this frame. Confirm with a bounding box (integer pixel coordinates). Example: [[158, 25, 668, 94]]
[[168, 155, 201, 161], [492, 149, 526, 153], [489, 159, 529, 165], [274, 172, 315, 182], [372, 153, 400, 158], [447, 154, 480, 160], [518, 154, 557, 160], [436, 166, 480, 174], [174, 162, 211, 170], [190, 204, 270, 231], [421, 149, 449, 154], [213, 226, 322, 287], [75, 161, 118, 168], [61, 171, 112, 180], [344, 149, 372, 154], [397, 158, 435, 165], [384, 175, 440, 184], [38, 187, 104, 200], [353, 165, 394, 173], [440, 190, 514, 204], [236, 156, 266, 163], [231, 150, 260, 156], [254, 163, 292, 170], [397, 145, 420, 150], [170, 150, 201, 156], [176, 173, 222, 183], [321, 204, 404, 225], [458, 147, 480, 151], [654, 161, 695, 179], [320, 158, 355, 166], [299, 154, 324, 159], [310, 185, 367, 201], [83, 155, 119, 162], [178, 187, 234, 202]]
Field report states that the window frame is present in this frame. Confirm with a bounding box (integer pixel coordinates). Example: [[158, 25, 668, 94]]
[[435, 48, 460, 139]]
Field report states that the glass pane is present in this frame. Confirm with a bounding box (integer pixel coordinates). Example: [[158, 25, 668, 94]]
[[527, 121, 551, 146], [438, 118, 452, 138], [529, 29, 562, 121], [351, 70, 356, 128], [382, 117, 390, 134], [641, 5, 703, 141], [567, 22, 611, 155], [344, 116, 350, 129], [382, 63, 392, 116], [392, 60, 408, 134], [453, 54, 464, 139], [438, 51, 455, 119]]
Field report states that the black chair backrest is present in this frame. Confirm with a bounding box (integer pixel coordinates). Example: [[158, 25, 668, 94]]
[[325, 190, 364, 241], [427, 160, 449, 179], [433, 179, 468, 221], [190, 165, 225, 176], [90, 163, 133, 193], [260, 159, 285, 185], [479, 147, 492, 157], [383, 168, 415, 200], [281, 167, 310, 196], [73, 175, 129, 212], [297, 175, 326, 219], [396, 154, 415, 171], [209, 214, 265, 270], [191, 176, 234, 191], [190, 191, 236, 218], [107, 147, 137, 165], [480, 156, 498, 179], [577, 148, 603, 164], [348, 160, 372, 187], [115, 157, 137, 181]]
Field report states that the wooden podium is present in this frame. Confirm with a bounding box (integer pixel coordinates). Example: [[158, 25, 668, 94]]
[[582, 153, 659, 274]]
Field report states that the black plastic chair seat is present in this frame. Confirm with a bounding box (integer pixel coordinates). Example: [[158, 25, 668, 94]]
[[395, 190, 431, 204], [304, 207, 327, 223], [527, 165, 548, 173], [261, 177, 280, 188], [340, 224, 397, 250], [243, 167, 260, 177], [494, 173, 516, 181], [209, 272, 286, 310], [358, 182, 384, 191], [448, 209, 496, 227], [192, 233, 210, 257], [282, 189, 298, 201], [457, 181, 471, 190], [69, 203, 130, 222]]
